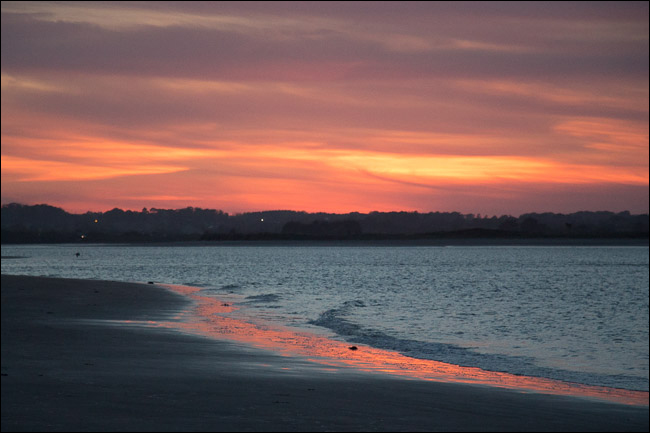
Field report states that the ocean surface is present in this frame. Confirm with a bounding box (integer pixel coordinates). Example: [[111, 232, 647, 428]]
[[2, 244, 648, 392]]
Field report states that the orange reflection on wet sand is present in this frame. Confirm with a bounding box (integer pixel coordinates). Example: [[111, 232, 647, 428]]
[[159, 284, 648, 407]]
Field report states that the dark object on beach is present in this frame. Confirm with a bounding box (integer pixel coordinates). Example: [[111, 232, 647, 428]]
[[75, 252, 80, 257], [349, 346, 358, 351], [222, 303, 230, 307], [147, 281, 154, 284]]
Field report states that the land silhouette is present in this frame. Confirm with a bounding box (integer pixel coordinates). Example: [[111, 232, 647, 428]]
[[1, 203, 648, 244]]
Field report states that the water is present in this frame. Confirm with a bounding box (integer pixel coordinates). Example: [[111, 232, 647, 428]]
[[2, 244, 648, 392]]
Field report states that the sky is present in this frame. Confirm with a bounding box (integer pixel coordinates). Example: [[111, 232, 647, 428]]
[[1, 1, 648, 215]]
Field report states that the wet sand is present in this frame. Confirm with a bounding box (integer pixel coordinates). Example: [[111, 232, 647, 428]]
[[1, 274, 648, 432]]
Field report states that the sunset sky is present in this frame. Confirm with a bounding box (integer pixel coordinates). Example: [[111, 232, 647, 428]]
[[2, 1, 648, 215]]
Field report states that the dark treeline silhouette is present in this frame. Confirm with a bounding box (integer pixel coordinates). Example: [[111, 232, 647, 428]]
[[281, 220, 363, 239], [1, 203, 648, 243]]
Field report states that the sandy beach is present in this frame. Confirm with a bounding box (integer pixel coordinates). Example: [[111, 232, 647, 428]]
[[1, 274, 648, 432]]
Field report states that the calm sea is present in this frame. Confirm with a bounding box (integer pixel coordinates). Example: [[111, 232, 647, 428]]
[[2, 244, 648, 391]]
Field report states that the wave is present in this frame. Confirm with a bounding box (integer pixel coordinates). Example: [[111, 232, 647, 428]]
[[244, 293, 281, 304], [308, 301, 647, 391], [199, 283, 244, 295], [182, 281, 209, 288]]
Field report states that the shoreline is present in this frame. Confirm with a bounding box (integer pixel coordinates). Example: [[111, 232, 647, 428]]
[[2, 274, 648, 431], [161, 282, 649, 406]]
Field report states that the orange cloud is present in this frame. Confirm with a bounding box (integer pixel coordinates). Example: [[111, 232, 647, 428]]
[[1, 133, 228, 182], [332, 152, 648, 186], [3, 125, 646, 208], [1, 155, 186, 182], [554, 118, 649, 156]]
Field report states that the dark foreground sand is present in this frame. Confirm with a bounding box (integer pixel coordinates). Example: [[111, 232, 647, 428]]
[[2, 274, 648, 432]]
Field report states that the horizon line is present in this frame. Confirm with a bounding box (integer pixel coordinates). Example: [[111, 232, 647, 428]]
[[2, 202, 648, 218]]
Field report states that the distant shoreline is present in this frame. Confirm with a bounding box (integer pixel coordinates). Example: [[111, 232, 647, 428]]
[[3, 203, 648, 244]]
